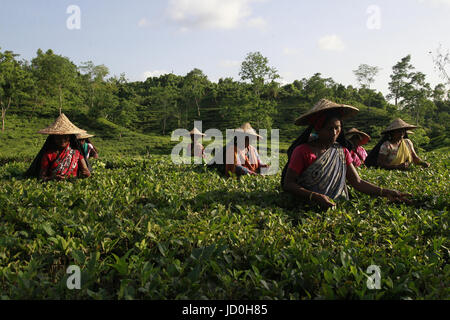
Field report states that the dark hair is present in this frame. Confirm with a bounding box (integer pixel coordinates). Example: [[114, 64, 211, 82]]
[[25, 134, 90, 178], [365, 131, 409, 168], [346, 134, 361, 151], [281, 112, 352, 188], [232, 135, 251, 147]]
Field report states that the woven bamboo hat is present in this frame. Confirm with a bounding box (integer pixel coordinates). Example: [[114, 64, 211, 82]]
[[76, 132, 95, 139], [381, 118, 418, 134], [38, 113, 87, 135], [189, 127, 205, 136], [345, 128, 371, 145], [234, 122, 262, 139], [294, 99, 359, 126]]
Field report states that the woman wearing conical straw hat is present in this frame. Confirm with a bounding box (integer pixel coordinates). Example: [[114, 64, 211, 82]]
[[188, 127, 206, 160], [25, 113, 91, 181], [281, 99, 411, 209], [76, 132, 99, 160], [345, 128, 371, 167], [365, 118, 430, 169], [224, 122, 269, 177]]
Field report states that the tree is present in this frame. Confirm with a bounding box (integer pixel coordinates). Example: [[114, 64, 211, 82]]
[[265, 81, 281, 100], [353, 64, 381, 89], [303, 73, 335, 103], [87, 80, 119, 120], [238, 52, 280, 130], [112, 98, 138, 128], [433, 84, 446, 102], [402, 71, 433, 124], [31, 49, 81, 114], [216, 78, 242, 127], [182, 68, 209, 118], [0, 49, 31, 131], [239, 51, 280, 97], [429, 44, 450, 86], [387, 55, 414, 107], [150, 85, 179, 135], [246, 99, 277, 130], [79, 61, 110, 111]]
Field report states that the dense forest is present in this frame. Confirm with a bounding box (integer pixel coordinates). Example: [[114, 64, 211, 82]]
[[0, 48, 449, 150]]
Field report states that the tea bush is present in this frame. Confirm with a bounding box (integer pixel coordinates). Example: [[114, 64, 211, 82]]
[[0, 151, 448, 299]]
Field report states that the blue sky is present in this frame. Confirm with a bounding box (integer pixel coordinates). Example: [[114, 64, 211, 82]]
[[1, 0, 449, 97]]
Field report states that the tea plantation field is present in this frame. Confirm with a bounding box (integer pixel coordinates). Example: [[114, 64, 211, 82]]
[[0, 151, 448, 299]]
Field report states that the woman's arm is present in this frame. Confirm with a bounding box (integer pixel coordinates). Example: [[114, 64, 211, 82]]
[[91, 149, 99, 159], [78, 158, 91, 178], [283, 167, 335, 209], [351, 150, 362, 167], [406, 139, 430, 167], [236, 165, 257, 175], [201, 145, 206, 159], [89, 144, 99, 159], [254, 149, 269, 168], [39, 153, 53, 181], [346, 164, 411, 202], [346, 163, 385, 195]]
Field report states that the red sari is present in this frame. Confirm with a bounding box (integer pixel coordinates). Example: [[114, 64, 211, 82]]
[[41, 145, 82, 179]]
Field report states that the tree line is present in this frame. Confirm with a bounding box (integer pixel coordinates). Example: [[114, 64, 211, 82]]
[[0, 48, 448, 147]]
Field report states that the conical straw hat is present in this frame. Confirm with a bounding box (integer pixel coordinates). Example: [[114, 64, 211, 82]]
[[381, 118, 418, 134], [38, 113, 87, 135], [189, 127, 205, 136], [234, 122, 262, 139], [76, 132, 95, 139], [345, 128, 371, 145], [294, 99, 359, 126]]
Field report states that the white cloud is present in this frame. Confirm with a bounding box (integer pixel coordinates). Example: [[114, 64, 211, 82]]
[[142, 70, 170, 80], [219, 59, 241, 68], [247, 17, 267, 29], [167, 0, 265, 30], [138, 18, 150, 27], [318, 35, 345, 52]]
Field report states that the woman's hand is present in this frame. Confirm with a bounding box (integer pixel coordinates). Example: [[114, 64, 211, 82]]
[[312, 193, 336, 209], [79, 158, 91, 178], [383, 189, 412, 203], [396, 162, 410, 170], [420, 161, 430, 168], [55, 174, 67, 180]]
